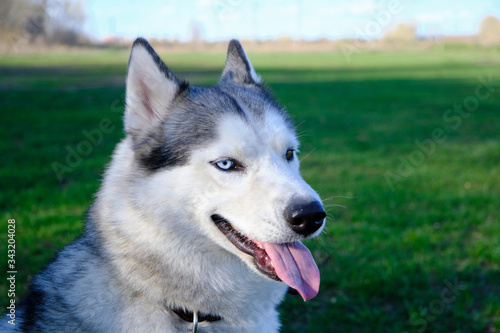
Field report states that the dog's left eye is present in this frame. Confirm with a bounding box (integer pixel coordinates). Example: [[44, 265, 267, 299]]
[[285, 148, 295, 162]]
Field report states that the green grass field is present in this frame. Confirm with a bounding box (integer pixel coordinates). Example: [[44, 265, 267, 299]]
[[1, 45, 499, 332]]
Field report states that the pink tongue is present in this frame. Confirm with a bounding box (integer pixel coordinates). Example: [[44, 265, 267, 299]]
[[262, 241, 320, 301]]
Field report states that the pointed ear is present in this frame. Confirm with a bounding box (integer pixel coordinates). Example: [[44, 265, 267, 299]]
[[221, 39, 261, 85], [125, 38, 187, 135]]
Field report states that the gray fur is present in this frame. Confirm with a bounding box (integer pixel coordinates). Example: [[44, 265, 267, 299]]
[[1, 38, 324, 333], [136, 85, 249, 172]]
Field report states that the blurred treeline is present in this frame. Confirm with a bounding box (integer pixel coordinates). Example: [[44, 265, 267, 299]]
[[0, 0, 87, 46]]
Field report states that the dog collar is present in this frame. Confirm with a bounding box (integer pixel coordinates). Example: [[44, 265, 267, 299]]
[[171, 307, 222, 332]]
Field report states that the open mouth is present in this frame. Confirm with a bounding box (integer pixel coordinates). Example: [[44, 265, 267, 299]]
[[211, 214, 321, 301], [211, 214, 280, 281]]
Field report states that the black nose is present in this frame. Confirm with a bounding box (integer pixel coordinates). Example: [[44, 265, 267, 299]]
[[285, 200, 326, 236]]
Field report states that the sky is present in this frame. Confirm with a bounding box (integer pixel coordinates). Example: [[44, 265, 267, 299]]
[[83, 0, 500, 42]]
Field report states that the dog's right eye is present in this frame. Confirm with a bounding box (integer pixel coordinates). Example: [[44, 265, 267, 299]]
[[215, 159, 234, 170], [212, 158, 243, 172]]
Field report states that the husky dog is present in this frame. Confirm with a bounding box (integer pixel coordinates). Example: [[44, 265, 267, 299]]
[[2, 38, 326, 332]]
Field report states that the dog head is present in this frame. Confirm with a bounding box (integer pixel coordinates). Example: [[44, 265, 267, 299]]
[[123, 38, 325, 301]]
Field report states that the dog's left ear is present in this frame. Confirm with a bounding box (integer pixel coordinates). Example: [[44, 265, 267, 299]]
[[125, 38, 187, 136], [221, 40, 261, 85]]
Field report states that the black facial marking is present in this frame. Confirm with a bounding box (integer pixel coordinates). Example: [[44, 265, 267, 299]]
[[136, 86, 248, 172], [138, 143, 186, 171], [219, 82, 296, 132]]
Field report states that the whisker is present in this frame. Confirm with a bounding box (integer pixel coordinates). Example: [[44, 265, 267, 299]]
[[322, 195, 357, 202], [320, 229, 331, 237], [299, 148, 316, 162], [324, 204, 347, 209], [295, 120, 306, 129], [325, 213, 335, 220]]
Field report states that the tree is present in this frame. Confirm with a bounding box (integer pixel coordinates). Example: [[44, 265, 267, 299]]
[[0, 0, 47, 43], [46, 0, 87, 45], [478, 16, 500, 46], [0, 0, 86, 46], [189, 21, 204, 44], [382, 23, 416, 42]]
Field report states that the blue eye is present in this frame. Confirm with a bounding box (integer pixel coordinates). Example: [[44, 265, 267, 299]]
[[212, 158, 245, 172], [214, 159, 235, 171]]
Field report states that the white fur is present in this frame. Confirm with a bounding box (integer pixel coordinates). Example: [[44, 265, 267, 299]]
[[94, 134, 290, 332], [89, 45, 323, 329], [125, 44, 178, 133], [2, 40, 324, 333], [89, 104, 323, 331]]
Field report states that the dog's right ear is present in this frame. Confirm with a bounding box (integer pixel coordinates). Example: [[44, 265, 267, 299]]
[[125, 38, 187, 135]]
